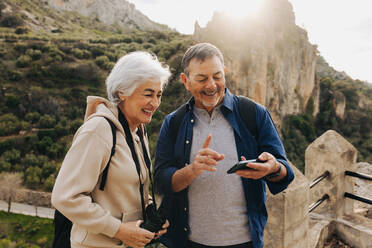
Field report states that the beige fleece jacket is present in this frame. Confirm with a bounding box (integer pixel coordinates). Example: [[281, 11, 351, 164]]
[[51, 96, 150, 248]]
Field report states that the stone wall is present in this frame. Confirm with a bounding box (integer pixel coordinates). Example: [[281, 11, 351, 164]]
[[305, 130, 357, 218], [265, 163, 310, 248], [0, 186, 52, 208]]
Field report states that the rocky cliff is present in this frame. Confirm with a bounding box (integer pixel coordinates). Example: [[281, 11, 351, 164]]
[[46, 0, 168, 32], [194, 0, 318, 127]]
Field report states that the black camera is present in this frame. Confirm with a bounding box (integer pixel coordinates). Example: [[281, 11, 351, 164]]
[[140, 203, 166, 233]]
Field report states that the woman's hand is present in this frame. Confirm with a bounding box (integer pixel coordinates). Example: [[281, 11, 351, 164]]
[[154, 219, 170, 239], [114, 220, 155, 248]]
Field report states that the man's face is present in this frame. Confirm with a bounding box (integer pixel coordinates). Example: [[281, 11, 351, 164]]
[[181, 56, 226, 113]]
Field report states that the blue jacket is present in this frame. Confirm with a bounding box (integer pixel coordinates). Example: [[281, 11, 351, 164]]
[[154, 89, 294, 248]]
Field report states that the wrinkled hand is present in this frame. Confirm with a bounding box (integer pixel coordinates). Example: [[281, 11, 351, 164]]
[[114, 220, 154, 248], [235, 152, 279, 179], [190, 135, 224, 177], [154, 219, 170, 239]]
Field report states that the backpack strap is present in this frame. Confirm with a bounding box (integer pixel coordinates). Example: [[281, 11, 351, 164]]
[[99, 117, 116, 191], [237, 95, 258, 140]]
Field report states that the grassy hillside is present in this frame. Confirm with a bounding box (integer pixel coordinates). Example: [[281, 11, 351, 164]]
[[0, 0, 193, 192], [0, 211, 53, 248]]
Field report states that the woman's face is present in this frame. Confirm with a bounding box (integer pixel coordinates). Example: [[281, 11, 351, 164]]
[[120, 80, 162, 130]]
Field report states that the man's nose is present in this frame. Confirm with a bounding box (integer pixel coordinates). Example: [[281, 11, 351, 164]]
[[205, 78, 217, 89]]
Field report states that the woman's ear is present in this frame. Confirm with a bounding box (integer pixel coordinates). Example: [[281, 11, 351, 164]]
[[118, 92, 126, 102]]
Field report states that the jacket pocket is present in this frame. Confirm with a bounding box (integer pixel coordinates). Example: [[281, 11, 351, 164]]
[[71, 224, 88, 243]]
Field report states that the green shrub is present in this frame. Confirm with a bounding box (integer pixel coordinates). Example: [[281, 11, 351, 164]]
[[43, 174, 55, 192], [16, 55, 32, 68], [0, 14, 23, 27], [25, 112, 41, 123], [0, 159, 11, 171], [41, 161, 56, 179], [0, 239, 12, 248], [0, 113, 22, 136], [90, 45, 105, 57], [21, 153, 48, 169], [13, 42, 28, 53], [47, 142, 64, 159], [95, 55, 109, 67], [25, 49, 42, 60], [38, 114, 56, 128], [1, 148, 21, 164], [36, 136, 53, 154], [7, 70, 22, 81], [71, 48, 91, 59], [24, 166, 42, 189], [122, 36, 132, 43], [15, 26, 29, 34], [95, 55, 114, 70]]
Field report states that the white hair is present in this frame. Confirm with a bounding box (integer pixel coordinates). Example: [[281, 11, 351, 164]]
[[106, 51, 171, 104]]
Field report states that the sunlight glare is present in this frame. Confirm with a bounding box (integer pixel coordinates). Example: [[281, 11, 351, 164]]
[[214, 0, 263, 19]]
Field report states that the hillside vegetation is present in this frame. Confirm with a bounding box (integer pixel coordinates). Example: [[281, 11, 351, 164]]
[[0, 0, 192, 194], [282, 77, 372, 171]]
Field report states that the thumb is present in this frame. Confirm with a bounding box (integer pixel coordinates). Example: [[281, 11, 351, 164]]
[[258, 152, 271, 162], [136, 220, 143, 227]]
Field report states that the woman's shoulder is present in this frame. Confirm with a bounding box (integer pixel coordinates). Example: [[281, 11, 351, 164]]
[[76, 116, 115, 146]]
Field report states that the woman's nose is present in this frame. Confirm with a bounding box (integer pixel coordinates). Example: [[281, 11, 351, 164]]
[[150, 97, 160, 108]]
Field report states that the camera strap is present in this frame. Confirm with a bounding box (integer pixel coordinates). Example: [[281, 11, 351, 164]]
[[118, 108, 154, 222]]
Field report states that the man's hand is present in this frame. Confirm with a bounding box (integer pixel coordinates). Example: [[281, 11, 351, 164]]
[[235, 152, 282, 180], [114, 220, 155, 248], [189, 135, 224, 177], [154, 220, 169, 239], [171, 135, 224, 192]]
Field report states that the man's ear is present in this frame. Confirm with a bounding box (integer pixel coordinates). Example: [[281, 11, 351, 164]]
[[180, 73, 189, 90]]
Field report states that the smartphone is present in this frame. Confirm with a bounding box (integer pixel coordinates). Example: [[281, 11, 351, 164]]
[[226, 159, 265, 174]]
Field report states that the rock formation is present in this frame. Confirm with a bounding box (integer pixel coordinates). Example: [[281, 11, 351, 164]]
[[46, 0, 168, 32], [193, 0, 319, 127]]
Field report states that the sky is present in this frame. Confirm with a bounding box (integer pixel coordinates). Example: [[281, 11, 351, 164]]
[[127, 0, 372, 84]]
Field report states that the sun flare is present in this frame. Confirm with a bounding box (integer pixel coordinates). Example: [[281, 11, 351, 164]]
[[213, 0, 264, 19]]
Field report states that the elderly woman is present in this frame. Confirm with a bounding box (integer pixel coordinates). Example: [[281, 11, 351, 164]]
[[51, 51, 171, 248]]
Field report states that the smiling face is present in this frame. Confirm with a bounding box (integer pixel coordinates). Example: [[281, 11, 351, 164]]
[[119, 80, 162, 130], [181, 56, 226, 114]]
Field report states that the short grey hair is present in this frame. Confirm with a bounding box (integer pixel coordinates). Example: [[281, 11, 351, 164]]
[[181, 43, 224, 76], [106, 51, 171, 104]]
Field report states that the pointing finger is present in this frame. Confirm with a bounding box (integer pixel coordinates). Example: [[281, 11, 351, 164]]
[[202, 134, 212, 149]]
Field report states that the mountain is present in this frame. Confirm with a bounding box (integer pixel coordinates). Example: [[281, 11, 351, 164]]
[[194, 0, 318, 128], [46, 0, 169, 32], [0, 0, 170, 35]]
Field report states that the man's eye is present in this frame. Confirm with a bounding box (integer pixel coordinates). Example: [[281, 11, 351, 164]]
[[197, 78, 207, 82]]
